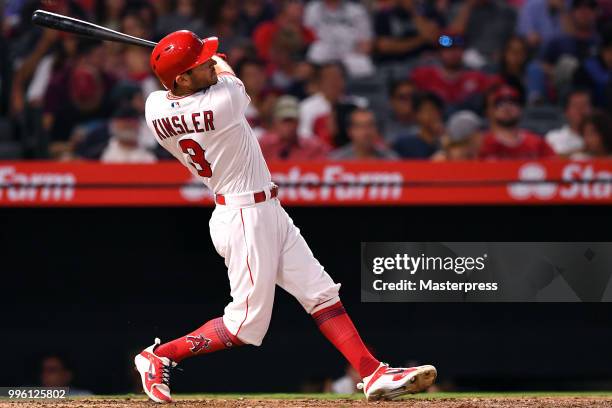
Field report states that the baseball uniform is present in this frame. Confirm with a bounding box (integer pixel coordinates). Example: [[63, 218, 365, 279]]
[[145, 74, 341, 345]]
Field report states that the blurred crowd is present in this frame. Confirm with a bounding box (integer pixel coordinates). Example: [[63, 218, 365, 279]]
[[1, 0, 612, 162]]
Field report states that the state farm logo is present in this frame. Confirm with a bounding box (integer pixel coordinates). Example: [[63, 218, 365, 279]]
[[508, 163, 556, 199], [273, 165, 403, 201], [508, 162, 612, 200], [0, 166, 75, 202], [179, 165, 403, 202]]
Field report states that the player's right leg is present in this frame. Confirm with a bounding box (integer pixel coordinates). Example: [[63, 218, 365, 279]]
[[275, 205, 437, 400]]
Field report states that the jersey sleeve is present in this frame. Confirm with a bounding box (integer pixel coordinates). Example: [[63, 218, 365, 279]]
[[216, 74, 251, 121]]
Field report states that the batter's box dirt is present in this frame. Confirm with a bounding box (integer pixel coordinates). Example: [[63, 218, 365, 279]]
[[2, 397, 612, 408]]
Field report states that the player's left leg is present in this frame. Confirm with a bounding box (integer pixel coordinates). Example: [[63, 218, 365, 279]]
[[275, 206, 436, 400], [136, 200, 282, 403], [133, 318, 242, 403]]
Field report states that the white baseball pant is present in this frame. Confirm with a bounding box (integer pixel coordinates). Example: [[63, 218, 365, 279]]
[[209, 186, 341, 346]]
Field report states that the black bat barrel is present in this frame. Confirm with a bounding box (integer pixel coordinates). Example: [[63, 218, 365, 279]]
[[31, 9, 157, 49]]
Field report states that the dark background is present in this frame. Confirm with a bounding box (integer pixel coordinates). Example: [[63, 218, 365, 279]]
[[1, 205, 612, 393]]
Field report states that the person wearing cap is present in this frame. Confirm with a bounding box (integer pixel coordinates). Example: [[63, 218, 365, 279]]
[[432, 110, 483, 161], [410, 32, 500, 111], [479, 85, 556, 159], [100, 107, 156, 163], [258, 96, 330, 160]]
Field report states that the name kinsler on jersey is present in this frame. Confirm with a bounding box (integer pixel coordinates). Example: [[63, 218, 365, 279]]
[[151, 110, 215, 140]]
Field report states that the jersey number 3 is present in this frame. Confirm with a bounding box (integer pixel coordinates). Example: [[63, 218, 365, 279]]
[[179, 139, 212, 177]]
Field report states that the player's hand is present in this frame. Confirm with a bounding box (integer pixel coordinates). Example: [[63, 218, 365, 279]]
[[215, 53, 228, 61]]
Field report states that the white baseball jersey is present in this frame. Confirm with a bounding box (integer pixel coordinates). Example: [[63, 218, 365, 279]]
[[145, 73, 340, 346], [145, 74, 271, 195]]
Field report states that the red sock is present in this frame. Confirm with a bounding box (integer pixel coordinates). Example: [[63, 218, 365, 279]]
[[155, 317, 243, 363], [312, 302, 380, 378]]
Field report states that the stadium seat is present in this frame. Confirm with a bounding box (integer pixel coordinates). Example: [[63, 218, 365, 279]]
[[0, 117, 14, 141], [0, 141, 23, 158], [520, 105, 564, 136]]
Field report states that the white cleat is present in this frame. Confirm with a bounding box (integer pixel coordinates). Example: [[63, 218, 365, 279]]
[[357, 362, 437, 401], [134, 338, 177, 403]]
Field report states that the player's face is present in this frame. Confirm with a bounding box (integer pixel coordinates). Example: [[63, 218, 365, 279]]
[[191, 58, 218, 88], [176, 58, 218, 93]]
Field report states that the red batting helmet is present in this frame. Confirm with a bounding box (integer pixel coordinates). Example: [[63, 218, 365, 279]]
[[150, 31, 219, 90]]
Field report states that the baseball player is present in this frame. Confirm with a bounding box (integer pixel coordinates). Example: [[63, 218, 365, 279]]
[[134, 31, 436, 402]]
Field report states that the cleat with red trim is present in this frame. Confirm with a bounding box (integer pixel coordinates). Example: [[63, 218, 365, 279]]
[[134, 338, 177, 403], [357, 362, 437, 401]]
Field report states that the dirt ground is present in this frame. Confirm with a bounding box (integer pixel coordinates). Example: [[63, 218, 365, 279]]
[[1, 397, 612, 408]]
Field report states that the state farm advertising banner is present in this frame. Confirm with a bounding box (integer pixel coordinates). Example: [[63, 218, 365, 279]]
[[0, 160, 610, 206]]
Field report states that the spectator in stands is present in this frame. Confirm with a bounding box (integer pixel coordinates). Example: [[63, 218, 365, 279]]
[[330, 108, 397, 159], [573, 27, 612, 107], [543, 0, 600, 65], [463, 0, 517, 67], [43, 40, 115, 159], [433, 110, 483, 161], [304, 0, 375, 77], [94, 0, 127, 31], [259, 96, 329, 160], [572, 110, 612, 158], [10, 30, 79, 117], [253, 0, 314, 63], [517, 0, 566, 50], [236, 58, 278, 139], [545, 88, 592, 155], [372, 0, 441, 63], [498, 36, 530, 102], [253, 1, 315, 92], [155, 0, 207, 38], [393, 92, 444, 159], [40, 354, 92, 396], [411, 32, 498, 112], [100, 107, 156, 163], [240, 0, 276, 36], [534, 0, 600, 101], [203, 0, 249, 55], [383, 80, 418, 144], [117, 11, 159, 96], [73, 81, 153, 159], [298, 62, 367, 146], [480, 85, 556, 159]]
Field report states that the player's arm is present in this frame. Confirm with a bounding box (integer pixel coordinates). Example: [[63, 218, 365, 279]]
[[212, 55, 235, 76]]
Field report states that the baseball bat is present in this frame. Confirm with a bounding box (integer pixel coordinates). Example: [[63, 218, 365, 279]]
[[31, 9, 157, 48]]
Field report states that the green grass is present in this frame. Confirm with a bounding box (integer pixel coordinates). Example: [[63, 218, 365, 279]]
[[80, 391, 612, 400]]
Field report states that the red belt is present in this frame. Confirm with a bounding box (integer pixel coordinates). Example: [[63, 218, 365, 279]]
[[215, 185, 279, 206]]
